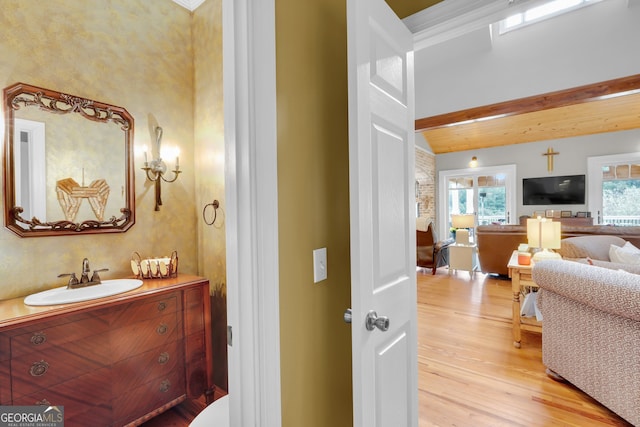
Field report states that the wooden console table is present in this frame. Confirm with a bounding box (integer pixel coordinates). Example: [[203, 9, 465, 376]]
[[507, 251, 542, 348]]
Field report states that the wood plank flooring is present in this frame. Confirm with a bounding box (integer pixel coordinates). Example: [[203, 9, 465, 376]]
[[418, 268, 631, 427], [142, 268, 632, 426]]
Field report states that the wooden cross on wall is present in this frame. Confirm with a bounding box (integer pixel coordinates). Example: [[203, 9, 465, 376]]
[[543, 147, 559, 171]]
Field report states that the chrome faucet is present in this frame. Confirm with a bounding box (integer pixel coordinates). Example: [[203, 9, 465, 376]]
[[58, 258, 109, 289]]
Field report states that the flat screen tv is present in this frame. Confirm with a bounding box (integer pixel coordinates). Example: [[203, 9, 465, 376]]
[[522, 174, 585, 205]]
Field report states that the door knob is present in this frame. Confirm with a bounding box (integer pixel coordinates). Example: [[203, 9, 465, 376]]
[[366, 310, 389, 332], [344, 308, 352, 324]]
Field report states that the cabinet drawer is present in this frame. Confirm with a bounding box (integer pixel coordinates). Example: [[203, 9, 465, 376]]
[[111, 293, 178, 328], [113, 369, 185, 425], [110, 311, 179, 361], [12, 367, 112, 422], [112, 340, 183, 395], [10, 315, 110, 357], [11, 333, 110, 398]]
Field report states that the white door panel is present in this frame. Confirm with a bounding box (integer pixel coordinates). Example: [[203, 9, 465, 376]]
[[376, 330, 410, 426], [347, 0, 417, 425]]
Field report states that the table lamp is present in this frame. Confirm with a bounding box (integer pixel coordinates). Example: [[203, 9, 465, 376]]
[[452, 214, 475, 244], [527, 217, 561, 260]]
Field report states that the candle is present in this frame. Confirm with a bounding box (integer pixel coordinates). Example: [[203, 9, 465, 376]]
[[176, 155, 179, 169], [144, 150, 148, 164]]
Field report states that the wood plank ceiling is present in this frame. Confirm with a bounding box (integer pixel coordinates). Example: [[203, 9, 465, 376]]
[[415, 74, 640, 154]]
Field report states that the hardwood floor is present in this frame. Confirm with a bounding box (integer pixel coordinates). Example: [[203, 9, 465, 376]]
[[418, 268, 631, 427], [142, 269, 632, 426], [139, 396, 207, 427]]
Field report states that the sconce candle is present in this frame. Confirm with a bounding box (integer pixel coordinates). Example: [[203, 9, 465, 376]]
[[141, 126, 182, 211]]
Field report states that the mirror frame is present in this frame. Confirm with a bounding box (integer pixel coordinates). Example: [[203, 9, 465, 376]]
[[3, 82, 135, 237]]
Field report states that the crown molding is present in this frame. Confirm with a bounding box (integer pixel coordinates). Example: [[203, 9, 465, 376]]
[[404, 0, 549, 50], [172, 0, 206, 11]]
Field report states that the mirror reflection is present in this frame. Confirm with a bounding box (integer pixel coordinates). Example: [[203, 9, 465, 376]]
[[3, 83, 135, 236]]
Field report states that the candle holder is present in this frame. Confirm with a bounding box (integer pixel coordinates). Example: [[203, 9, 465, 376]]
[[142, 126, 181, 211]]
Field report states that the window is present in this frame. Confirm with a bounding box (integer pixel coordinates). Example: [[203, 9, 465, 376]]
[[498, 0, 603, 35], [588, 153, 640, 225], [439, 165, 517, 238], [477, 175, 507, 225]]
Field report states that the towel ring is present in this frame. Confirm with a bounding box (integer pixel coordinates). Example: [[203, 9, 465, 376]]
[[203, 199, 220, 225]]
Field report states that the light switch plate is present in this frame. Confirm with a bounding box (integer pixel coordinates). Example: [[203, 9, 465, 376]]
[[313, 247, 327, 283]]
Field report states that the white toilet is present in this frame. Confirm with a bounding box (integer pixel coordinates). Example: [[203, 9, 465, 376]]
[[189, 395, 229, 427]]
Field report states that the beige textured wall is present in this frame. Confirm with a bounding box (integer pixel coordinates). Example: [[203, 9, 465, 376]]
[[0, 0, 198, 300], [193, 0, 226, 292], [276, 0, 353, 425], [192, 0, 227, 393]]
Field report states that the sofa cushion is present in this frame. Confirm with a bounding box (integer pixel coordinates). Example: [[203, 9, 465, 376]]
[[609, 241, 640, 264], [557, 235, 626, 260]]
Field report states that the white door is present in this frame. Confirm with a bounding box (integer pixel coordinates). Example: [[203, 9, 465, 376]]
[[347, 0, 418, 426]]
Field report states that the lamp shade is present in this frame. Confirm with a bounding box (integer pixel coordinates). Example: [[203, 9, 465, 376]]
[[527, 218, 561, 249], [451, 214, 475, 229]]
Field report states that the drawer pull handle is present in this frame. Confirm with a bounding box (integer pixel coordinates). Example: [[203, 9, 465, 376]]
[[30, 360, 49, 377], [156, 324, 168, 335], [30, 332, 46, 346], [158, 352, 170, 365], [160, 379, 171, 393], [158, 302, 167, 312], [35, 399, 51, 406]]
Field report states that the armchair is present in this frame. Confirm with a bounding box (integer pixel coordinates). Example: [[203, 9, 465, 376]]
[[417, 221, 454, 274]]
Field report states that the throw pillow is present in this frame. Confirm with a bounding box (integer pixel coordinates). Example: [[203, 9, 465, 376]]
[[558, 235, 626, 260], [609, 241, 640, 265]]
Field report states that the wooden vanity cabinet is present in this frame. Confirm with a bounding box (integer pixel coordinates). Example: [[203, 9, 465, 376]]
[[0, 275, 213, 427]]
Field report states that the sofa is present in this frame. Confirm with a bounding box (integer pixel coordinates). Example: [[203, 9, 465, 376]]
[[476, 224, 640, 276], [533, 258, 640, 426]]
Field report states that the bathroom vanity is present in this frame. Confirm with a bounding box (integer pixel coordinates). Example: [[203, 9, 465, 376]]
[[0, 275, 212, 426]]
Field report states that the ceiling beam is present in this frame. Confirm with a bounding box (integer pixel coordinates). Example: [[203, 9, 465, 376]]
[[415, 74, 640, 131]]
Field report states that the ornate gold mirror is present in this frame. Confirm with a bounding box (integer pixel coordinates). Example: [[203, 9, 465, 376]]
[[3, 82, 135, 237]]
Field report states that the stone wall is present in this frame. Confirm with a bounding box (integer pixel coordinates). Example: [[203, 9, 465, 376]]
[[415, 148, 436, 223]]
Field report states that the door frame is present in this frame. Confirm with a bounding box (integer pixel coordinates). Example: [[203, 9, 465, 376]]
[[437, 164, 517, 237], [223, 0, 282, 425], [222, 0, 514, 425]]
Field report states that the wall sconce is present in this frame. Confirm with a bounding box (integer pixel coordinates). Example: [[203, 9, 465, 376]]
[[527, 217, 561, 260], [142, 126, 181, 211], [469, 156, 478, 168]]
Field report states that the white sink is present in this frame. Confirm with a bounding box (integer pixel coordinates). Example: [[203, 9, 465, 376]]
[[24, 279, 144, 306]]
